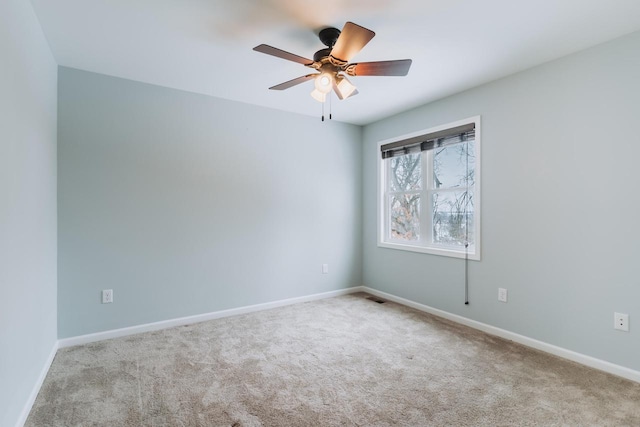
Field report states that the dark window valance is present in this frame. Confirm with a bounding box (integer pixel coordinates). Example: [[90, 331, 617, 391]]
[[381, 122, 475, 159]]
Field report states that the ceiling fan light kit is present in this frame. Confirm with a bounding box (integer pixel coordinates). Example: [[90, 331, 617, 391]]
[[310, 88, 327, 103], [314, 72, 333, 94], [334, 75, 357, 100], [253, 21, 412, 109]]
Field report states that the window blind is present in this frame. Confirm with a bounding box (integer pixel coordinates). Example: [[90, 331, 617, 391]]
[[380, 122, 475, 159]]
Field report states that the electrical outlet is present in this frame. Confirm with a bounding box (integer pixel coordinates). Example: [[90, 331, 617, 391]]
[[102, 289, 113, 304], [322, 264, 329, 274], [614, 312, 629, 332], [498, 288, 508, 303]]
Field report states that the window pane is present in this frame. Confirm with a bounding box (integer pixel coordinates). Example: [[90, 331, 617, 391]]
[[389, 153, 421, 191], [433, 141, 475, 189], [390, 194, 420, 241], [432, 191, 474, 246]]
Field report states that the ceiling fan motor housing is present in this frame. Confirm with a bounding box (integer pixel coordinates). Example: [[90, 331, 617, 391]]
[[313, 48, 332, 62]]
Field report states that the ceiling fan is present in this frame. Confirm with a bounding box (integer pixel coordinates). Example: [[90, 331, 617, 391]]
[[253, 22, 412, 104]]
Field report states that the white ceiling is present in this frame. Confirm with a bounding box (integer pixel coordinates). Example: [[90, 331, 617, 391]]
[[30, 0, 640, 125]]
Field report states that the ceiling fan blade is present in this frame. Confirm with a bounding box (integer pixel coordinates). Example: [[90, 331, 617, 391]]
[[269, 74, 317, 90], [329, 22, 375, 63], [347, 59, 412, 76], [253, 44, 314, 65]]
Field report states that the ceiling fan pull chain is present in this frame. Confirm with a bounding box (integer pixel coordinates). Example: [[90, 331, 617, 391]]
[[321, 101, 325, 121], [329, 91, 332, 120]]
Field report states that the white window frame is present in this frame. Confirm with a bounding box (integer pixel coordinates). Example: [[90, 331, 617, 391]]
[[377, 116, 481, 260]]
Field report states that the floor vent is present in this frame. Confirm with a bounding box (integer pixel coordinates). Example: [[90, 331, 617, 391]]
[[366, 296, 387, 304]]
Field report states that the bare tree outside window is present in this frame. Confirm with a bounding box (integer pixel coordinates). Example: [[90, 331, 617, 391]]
[[388, 153, 421, 240], [386, 141, 475, 247], [432, 142, 475, 246]]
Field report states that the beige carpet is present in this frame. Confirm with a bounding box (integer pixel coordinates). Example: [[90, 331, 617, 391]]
[[26, 293, 640, 426]]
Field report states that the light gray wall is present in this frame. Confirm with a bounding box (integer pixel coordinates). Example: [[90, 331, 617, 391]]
[[363, 31, 640, 371], [0, 0, 58, 425], [58, 68, 362, 338]]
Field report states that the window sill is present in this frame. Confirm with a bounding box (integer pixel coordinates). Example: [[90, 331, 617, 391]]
[[377, 241, 480, 261]]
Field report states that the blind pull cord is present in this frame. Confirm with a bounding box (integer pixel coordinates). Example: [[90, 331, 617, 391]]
[[464, 138, 470, 305]]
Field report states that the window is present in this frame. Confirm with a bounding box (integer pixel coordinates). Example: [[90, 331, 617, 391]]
[[378, 117, 480, 260]]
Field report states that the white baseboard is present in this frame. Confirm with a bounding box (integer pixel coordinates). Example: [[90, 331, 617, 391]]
[[16, 340, 59, 427], [59, 286, 365, 348], [362, 286, 640, 384]]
